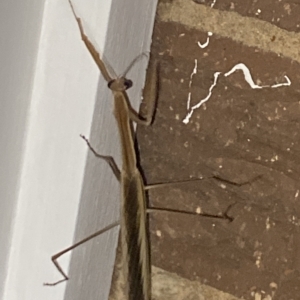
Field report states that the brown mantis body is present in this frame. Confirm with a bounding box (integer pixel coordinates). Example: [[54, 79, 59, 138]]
[[66, 3, 157, 298], [45, 1, 238, 298], [44, 1, 156, 299]]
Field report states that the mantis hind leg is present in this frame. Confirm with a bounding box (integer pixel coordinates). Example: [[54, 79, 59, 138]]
[[144, 174, 263, 222], [44, 221, 119, 286], [45, 136, 121, 286]]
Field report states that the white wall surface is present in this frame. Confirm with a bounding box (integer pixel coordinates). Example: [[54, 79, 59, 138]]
[[0, 0, 158, 300]]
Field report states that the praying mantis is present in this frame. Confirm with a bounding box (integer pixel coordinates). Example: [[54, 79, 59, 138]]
[[45, 1, 239, 299]]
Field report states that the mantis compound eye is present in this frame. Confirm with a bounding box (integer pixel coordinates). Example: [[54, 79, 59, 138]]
[[107, 80, 114, 88], [108, 78, 133, 91], [124, 79, 133, 90]]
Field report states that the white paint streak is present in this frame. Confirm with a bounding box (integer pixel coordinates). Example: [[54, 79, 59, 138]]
[[197, 0, 215, 49], [197, 32, 213, 49], [187, 59, 198, 110], [187, 92, 191, 110], [224, 63, 264, 89], [183, 72, 221, 124], [266, 217, 271, 230], [224, 63, 291, 89], [271, 75, 291, 88], [183, 62, 291, 124]]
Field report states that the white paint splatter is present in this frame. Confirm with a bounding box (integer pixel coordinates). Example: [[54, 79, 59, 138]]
[[183, 72, 221, 124], [183, 63, 291, 124], [189, 59, 198, 88], [224, 63, 264, 89], [224, 63, 291, 89], [197, 0, 215, 49], [211, 0, 216, 8], [270, 154, 279, 162], [254, 250, 262, 268], [197, 32, 213, 49], [255, 9, 262, 16], [196, 206, 202, 214], [271, 76, 291, 88], [187, 59, 198, 110], [187, 92, 192, 110], [266, 217, 271, 230]]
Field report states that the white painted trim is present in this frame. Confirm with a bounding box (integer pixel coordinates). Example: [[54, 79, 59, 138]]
[[0, 0, 157, 299]]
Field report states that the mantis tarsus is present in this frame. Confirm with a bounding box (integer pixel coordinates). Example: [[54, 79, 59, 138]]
[[45, 1, 243, 299]]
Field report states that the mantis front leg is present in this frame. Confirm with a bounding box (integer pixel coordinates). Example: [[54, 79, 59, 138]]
[[128, 59, 159, 126]]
